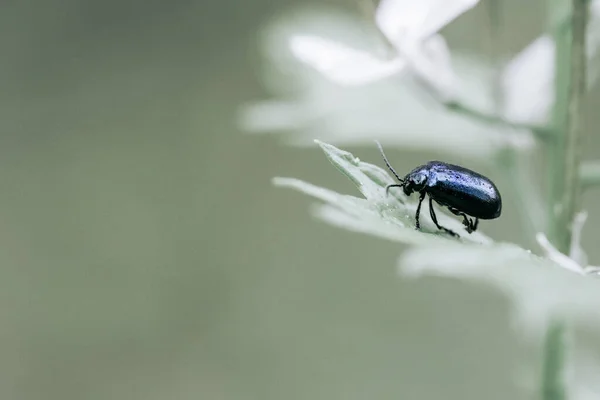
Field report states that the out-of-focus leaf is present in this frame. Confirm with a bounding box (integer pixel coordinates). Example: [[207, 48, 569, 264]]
[[289, 34, 406, 85], [275, 141, 600, 341], [239, 7, 535, 161], [375, 0, 480, 46], [398, 243, 600, 336], [275, 178, 448, 245], [274, 140, 492, 244], [570, 353, 600, 400], [501, 1, 600, 125], [240, 69, 533, 161]]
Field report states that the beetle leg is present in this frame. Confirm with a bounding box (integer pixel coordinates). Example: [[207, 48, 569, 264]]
[[465, 218, 475, 233], [463, 217, 478, 233], [414, 192, 426, 229], [429, 197, 458, 237], [448, 207, 477, 234], [415, 192, 428, 229]]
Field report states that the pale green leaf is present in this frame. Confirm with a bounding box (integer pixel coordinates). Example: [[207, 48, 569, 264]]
[[274, 140, 492, 244], [399, 243, 600, 335], [274, 141, 600, 337]]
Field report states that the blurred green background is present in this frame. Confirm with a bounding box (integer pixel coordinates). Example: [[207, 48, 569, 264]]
[[3, 0, 600, 399]]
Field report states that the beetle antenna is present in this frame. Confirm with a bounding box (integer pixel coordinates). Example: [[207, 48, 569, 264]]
[[374, 140, 404, 184]]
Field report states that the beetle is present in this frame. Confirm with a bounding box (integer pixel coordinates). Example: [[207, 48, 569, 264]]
[[375, 141, 502, 237]]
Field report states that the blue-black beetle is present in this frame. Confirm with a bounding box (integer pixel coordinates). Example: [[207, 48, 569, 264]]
[[375, 142, 502, 237]]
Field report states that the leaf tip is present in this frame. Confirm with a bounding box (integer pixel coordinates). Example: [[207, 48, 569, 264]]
[[314, 140, 340, 157], [271, 176, 290, 187]]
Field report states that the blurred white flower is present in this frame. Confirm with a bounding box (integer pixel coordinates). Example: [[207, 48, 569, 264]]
[[376, 0, 479, 94], [500, 0, 600, 125], [239, 51, 532, 161], [238, 4, 535, 162], [500, 36, 554, 126], [375, 0, 479, 45], [288, 35, 407, 85], [288, 0, 480, 92]]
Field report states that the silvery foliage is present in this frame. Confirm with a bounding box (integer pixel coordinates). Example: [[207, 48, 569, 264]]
[[239, 0, 534, 159], [241, 1, 600, 396]]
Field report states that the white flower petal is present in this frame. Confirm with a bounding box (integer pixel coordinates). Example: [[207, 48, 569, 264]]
[[375, 0, 431, 45], [502, 1, 600, 125], [375, 0, 480, 47], [500, 35, 554, 125], [422, 34, 453, 70], [289, 35, 406, 85], [404, 34, 456, 98]]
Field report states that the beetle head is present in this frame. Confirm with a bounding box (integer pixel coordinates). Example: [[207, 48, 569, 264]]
[[376, 140, 427, 197], [403, 172, 427, 195]]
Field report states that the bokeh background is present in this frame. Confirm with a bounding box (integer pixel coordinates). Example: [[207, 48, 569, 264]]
[[3, 0, 600, 399]]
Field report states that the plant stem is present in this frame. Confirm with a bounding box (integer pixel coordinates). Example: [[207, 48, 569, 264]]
[[580, 160, 600, 187], [562, 0, 588, 243], [410, 73, 553, 138], [547, 0, 588, 253], [540, 319, 568, 400], [444, 101, 552, 139]]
